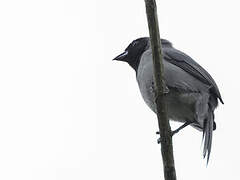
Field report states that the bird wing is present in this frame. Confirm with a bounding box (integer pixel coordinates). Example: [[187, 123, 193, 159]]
[[163, 48, 224, 104]]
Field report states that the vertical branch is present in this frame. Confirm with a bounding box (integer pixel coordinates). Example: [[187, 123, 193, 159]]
[[144, 0, 177, 180]]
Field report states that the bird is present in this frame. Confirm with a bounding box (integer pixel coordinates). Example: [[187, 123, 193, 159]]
[[113, 37, 223, 163]]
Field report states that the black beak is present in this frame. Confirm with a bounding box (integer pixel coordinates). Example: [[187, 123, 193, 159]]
[[113, 51, 128, 61]]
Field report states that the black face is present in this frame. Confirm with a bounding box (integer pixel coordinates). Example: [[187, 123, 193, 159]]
[[113, 37, 149, 72]]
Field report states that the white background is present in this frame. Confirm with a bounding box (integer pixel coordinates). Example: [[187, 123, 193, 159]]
[[0, 0, 239, 179]]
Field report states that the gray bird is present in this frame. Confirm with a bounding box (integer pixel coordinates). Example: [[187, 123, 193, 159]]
[[113, 37, 223, 163]]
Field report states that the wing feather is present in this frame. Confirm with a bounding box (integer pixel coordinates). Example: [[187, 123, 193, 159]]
[[163, 48, 224, 104]]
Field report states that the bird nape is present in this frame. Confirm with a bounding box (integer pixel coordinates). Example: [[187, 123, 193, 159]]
[[113, 37, 223, 164]]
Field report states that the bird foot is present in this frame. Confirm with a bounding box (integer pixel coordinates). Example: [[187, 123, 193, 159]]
[[156, 122, 192, 143], [156, 130, 178, 144]]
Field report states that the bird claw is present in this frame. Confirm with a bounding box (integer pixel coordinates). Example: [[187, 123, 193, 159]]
[[156, 122, 191, 143], [156, 131, 177, 144]]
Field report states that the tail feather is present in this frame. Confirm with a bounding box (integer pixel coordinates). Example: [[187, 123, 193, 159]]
[[202, 108, 214, 164]]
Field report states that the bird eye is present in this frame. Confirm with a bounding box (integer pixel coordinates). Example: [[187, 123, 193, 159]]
[[132, 41, 138, 46]]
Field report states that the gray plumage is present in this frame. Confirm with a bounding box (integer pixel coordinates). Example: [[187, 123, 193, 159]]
[[113, 37, 223, 163]]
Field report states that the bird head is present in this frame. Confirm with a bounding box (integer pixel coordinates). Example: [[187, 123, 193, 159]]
[[113, 37, 172, 71], [113, 37, 150, 71]]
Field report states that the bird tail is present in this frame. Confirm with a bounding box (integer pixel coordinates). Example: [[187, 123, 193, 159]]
[[202, 104, 214, 164]]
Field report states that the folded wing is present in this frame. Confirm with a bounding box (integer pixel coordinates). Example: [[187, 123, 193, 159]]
[[163, 48, 224, 104]]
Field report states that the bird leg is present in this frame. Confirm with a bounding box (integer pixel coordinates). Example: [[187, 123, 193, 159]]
[[156, 121, 192, 144]]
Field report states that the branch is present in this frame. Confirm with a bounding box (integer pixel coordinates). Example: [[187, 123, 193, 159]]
[[144, 0, 177, 179]]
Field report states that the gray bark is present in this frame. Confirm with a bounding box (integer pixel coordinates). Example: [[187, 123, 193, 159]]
[[144, 0, 177, 179]]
